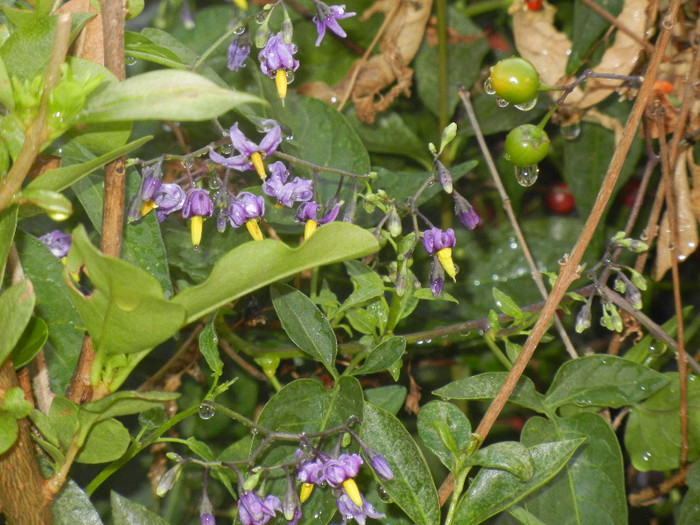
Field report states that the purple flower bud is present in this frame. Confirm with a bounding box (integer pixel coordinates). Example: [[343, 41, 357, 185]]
[[429, 256, 445, 297], [154, 183, 186, 222], [454, 192, 479, 230], [39, 230, 72, 258], [200, 514, 215, 525], [140, 176, 162, 201], [227, 32, 251, 71], [422, 227, 456, 255], [199, 489, 215, 525], [369, 454, 394, 481], [258, 33, 299, 77], [227, 191, 265, 228], [181, 188, 214, 219], [435, 160, 453, 194], [262, 161, 313, 207], [238, 491, 279, 525], [313, 3, 356, 46]]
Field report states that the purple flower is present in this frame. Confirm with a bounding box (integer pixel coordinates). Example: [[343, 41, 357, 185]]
[[297, 455, 325, 484], [313, 3, 356, 46], [154, 183, 186, 222], [322, 454, 363, 487], [210, 121, 282, 179], [429, 256, 445, 297], [227, 191, 265, 228], [200, 489, 215, 525], [262, 161, 313, 207], [454, 193, 479, 230], [295, 201, 340, 225], [238, 491, 280, 525], [200, 514, 215, 525], [422, 227, 456, 255], [334, 492, 385, 525], [140, 175, 162, 201], [181, 188, 214, 219], [39, 230, 71, 258], [258, 33, 299, 77], [227, 32, 251, 71]]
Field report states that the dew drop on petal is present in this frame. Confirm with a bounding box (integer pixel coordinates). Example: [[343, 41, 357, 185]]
[[561, 123, 581, 140], [514, 165, 539, 187], [515, 97, 537, 111], [285, 70, 295, 84], [234, 25, 246, 35], [496, 97, 509, 108], [483, 77, 495, 95], [198, 402, 215, 419]]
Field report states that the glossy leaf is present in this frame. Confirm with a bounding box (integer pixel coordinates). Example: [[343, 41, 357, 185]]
[[111, 491, 170, 525], [625, 373, 700, 471], [434, 372, 547, 414], [11, 316, 48, 368], [544, 355, 668, 410], [81, 70, 264, 123], [173, 222, 379, 323], [0, 414, 18, 455], [26, 136, 152, 193], [453, 438, 583, 525], [517, 413, 627, 524], [2, 387, 32, 418], [363, 385, 407, 416], [467, 441, 534, 481], [350, 336, 406, 377], [52, 480, 103, 525], [65, 225, 186, 355], [199, 313, 223, 377], [0, 279, 35, 364], [493, 287, 524, 319], [417, 400, 471, 471], [15, 187, 72, 220], [75, 418, 130, 464], [360, 402, 440, 525]]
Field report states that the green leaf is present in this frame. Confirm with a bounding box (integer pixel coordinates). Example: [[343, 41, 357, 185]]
[[336, 260, 386, 317], [517, 413, 627, 525], [172, 222, 379, 323], [111, 491, 170, 525], [271, 283, 338, 377], [350, 336, 406, 376], [363, 385, 407, 416], [75, 418, 130, 464], [360, 402, 440, 525], [543, 355, 668, 410], [434, 372, 547, 414], [453, 438, 583, 525], [625, 373, 700, 471], [679, 461, 700, 525], [417, 400, 471, 472], [566, 0, 625, 74], [125, 29, 197, 69], [15, 187, 72, 220], [492, 287, 524, 319], [65, 225, 187, 355], [11, 316, 48, 368], [26, 136, 152, 193], [0, 206, 17, 283], [0, 279, 35, 364], [467, 441, 534, 481], [0, 54, 13, 110], [1, 387, 32, 418], [0, 413, 18, 455], [199, 313, 223, 377], [52, 480, 103, 525], [81, 390, 180, 420], [81, 70, 264, 123]]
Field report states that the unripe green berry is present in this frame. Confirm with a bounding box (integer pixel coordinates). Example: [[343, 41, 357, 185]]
[[504, 124, 550, 167], [489, 57, 539, 105]]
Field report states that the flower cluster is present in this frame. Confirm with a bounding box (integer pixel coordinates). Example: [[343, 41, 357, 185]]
[[210, 120, 282, 180]]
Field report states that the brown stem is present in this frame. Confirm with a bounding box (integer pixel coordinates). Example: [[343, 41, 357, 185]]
[[438, 0, 680, 504]]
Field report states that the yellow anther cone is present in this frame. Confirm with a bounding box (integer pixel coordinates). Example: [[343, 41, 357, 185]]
[[342, 478, 363, 507], [190, 216, 203, 247], [304, 219, 318, 241], [245, 219, 263, 241], [437, 247, 457, 280], [275, 69, 288, 100], [300, 483, 314, 503], [140, 200, 157, 217], [250, 151, 266, 180]]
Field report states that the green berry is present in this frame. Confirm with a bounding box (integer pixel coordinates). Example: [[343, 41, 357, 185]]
[[489, 57, 539, 105], [504, 124, 550, 167]]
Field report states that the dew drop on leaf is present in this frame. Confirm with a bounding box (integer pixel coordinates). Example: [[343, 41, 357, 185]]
[[561, 123, 581, 140], [514, 165, 539, 187], [198, 401, 215, 420]]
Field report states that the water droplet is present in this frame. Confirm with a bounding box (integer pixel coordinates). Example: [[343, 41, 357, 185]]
[[285, 70, 295, 84], [330, 96, 338, 104], [515, 97, 537, 111], [198, 401, 215, 419], [193, 245, 200, 251], [208, 177, 222, 190], [125, 56, 137, 66], [255, 11, 267, 23], [483, 77, 495, 95], [514, 165, 539, 187], [377, 485, 392, 502], [496, 97, 509, 108], [561, 123, 581, 140], [234, 25, 246, 35], [220, 143, 232, 155]]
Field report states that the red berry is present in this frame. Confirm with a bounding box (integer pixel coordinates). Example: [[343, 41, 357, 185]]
[[546, 183, 575, 214], [620, 178, 641, 208], [526, 0, 543, 10]]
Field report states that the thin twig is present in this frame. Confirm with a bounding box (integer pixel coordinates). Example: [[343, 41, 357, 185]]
[[628, 463, 690, 507], [458, 88, 579, 360], [438, 0, 680, 504]]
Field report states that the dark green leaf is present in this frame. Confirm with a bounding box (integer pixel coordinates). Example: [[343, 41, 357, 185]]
[[544, 355, 668, 410], [76, 418, 130, 464], [434, 372, 546, 414], [0, 206, 17, 283], [336, 260, 386, 316], [625, 373, 700, 471], [0, 279, 35, 364], [199, 313, 223, 377], [361, 402, 440, 525], [417, 400, 471, 472], [453, 438, 583, 525], [467, 441, 534, 481], [271, 283, 338, 377], [679, 461, 700, 525], [172, 222, 379, 323], [350, 336, 406, 376], [493, 287, 524, 319], [52, 480, 103, 525], [82, 390, 180, 420], [363, 385, 407, 415], [567, 0, 625, 74], [11, 316, 48, 368], [518, 413, 627, 524], [111, 491, 170, 525]]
